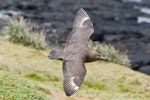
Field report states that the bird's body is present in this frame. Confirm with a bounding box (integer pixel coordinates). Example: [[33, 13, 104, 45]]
[[63, 43, 88, 61], [48, 8, 106, 96]]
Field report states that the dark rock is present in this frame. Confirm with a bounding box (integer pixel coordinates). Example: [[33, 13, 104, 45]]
[[133, 65, 150, 75]]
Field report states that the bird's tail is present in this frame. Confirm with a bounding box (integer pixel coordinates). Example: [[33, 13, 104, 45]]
[[48, 49, 63, 60]]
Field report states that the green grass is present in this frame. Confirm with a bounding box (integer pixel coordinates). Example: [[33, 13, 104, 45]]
[[0, 71, 46, 100], [26, 73, 46, 82], [0, 36, 150, 100], [83, 81, 107, 90]]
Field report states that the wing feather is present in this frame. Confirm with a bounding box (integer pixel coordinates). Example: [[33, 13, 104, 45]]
[[73, 8, 90, 28], [66, 8, 94, 45], [62, 59, 86, 96]]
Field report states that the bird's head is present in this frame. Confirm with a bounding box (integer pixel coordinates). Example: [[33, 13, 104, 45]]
[[95, 54, 107, 61], [86, 52, 108, 62]]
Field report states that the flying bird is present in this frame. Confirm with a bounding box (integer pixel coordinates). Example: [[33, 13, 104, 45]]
[[48, 8, 106, 96]]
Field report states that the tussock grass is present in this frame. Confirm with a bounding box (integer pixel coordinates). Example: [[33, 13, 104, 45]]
[[2, 17, 48, 50], [89, 41, 130, 66]]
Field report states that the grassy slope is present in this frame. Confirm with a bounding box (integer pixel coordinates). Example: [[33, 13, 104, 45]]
[[0, 36, 150, 100]]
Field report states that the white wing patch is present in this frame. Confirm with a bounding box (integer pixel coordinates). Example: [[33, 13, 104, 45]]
[[69, 77, 79, 91], [73, 8, 90, 27]]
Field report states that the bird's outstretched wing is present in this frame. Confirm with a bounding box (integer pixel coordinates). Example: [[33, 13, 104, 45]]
[[66, 8, 94, 45], [62, 59, 86, 96]]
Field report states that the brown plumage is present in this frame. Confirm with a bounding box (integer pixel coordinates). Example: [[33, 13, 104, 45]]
[[48, 8, 106, 96]]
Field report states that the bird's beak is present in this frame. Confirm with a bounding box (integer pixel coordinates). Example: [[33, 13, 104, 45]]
[[100, 55, 108, 61]]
